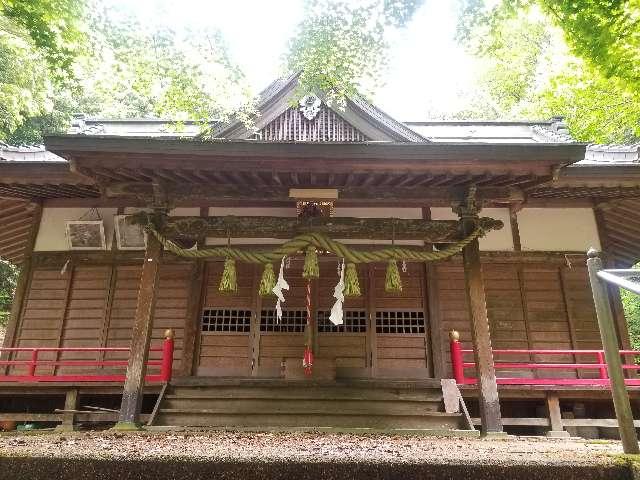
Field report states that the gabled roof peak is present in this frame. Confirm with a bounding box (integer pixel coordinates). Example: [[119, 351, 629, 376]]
[[212, 73, 427, 143]]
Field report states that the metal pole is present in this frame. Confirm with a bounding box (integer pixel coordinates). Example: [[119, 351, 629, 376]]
[[597, 270, 640, 296], [587, 248, 639, 454]]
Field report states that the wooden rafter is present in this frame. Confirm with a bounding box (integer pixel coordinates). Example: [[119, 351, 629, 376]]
[[104, 182, 525, 205]]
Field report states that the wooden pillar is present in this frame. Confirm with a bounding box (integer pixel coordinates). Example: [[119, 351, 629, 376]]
[[586, 249, 639, 454], [422, 206, 440, 378], [115, 234, 162, 429], [57, 389, 79, 432], [545, 393, 569, 438], [366, 264, 377, 377], [180, 260, 205, 376], [455, 192, 503, 436]]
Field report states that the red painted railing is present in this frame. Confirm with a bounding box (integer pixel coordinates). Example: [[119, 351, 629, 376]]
[[449, 331, 640, 386], [0, 332, 174, 383]]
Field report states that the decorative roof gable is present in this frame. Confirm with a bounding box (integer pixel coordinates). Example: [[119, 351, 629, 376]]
[[213, 73, 427, 142], [254, 102, 369, 142]]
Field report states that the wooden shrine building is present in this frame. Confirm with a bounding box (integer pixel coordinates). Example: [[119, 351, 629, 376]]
[[2, 75, 640, 436]]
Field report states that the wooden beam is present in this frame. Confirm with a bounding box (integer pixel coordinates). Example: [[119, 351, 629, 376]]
[[152, 215, 504, 242], [116, 234, 162, 429], [509, 205, 522, 252], [180, 260, 205, 376], [422, 206, 438, 379], [105, 182, 525, 204]]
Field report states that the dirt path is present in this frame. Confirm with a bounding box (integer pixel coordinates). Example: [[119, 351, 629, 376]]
[[0, 430, 626, 466]]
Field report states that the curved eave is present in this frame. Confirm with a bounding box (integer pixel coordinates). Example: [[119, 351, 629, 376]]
[[0, 161, 99, 200]]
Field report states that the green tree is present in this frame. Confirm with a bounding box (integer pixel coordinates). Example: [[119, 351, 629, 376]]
[[286, 0, 423, 105], [457, 0, 640, 95], [2, 6, 257, 143], [0, 260, 18, 327], [0, 0, 87, 81], [621, 286, 640, 351], [0, 0, 88, 143], [455, 0, 640, 143]]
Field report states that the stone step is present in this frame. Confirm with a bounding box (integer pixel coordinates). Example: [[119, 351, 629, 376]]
[[165, 387, 443, 403], [161, 398, 444, 415], [154, 411, 463, 429]]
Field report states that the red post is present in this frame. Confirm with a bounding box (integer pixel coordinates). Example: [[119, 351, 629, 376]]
[[28, 349, 39, 379], [596, 351, 608, 379], [160, 329, 174, 383], [449, 330, 465, 384]]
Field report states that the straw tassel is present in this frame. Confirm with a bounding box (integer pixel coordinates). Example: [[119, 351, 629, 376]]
[[258, 263, 276, 296], [302, 245, 319, 279], [219, 258, 237, 293], [385, 259, 402, 293], [343, 262, 361, 297]]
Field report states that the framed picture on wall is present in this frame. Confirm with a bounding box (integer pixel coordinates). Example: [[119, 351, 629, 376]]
[[65, 220, 106, 250], [114, 215, 146, 250]]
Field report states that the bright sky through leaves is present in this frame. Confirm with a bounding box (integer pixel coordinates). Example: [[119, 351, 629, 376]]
[[101, 0, 477, 121]]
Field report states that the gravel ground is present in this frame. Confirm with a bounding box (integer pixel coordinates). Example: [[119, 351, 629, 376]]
[[0, 430, 627, 467]]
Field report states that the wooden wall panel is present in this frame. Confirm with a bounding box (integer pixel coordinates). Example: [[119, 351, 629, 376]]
[[148, 264, 191, 371], [57, 266, 110, 375], [372, 262, 429, 378], [316, 260, 367, 375], [561, 266, 601, 378], [11, 268, 69, 374], [197, 261, 253, 376], [257, 263, 305, 376], [436, 264, 470, 377], [103, 265, 141, 366], [483, 264, 532, 377], [436, 261, 604, 380], [316, 260, 367, 310]]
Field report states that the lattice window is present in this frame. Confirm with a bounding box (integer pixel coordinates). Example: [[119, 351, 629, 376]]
[[260, 309, 308, 333], [317, 310, 367, 333], [375, 311, 425, 334], [201, 309, 252, 333]]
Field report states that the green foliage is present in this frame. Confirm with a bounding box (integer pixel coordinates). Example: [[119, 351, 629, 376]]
[[0, 28, 53, 142], [85, 15, 255, 126], [537, 0, 640, 95], [2, 0, 422, 143], [0, 260, 19, 324], [455, 0, 640, 143], [621, 285, 640, 351], [0, 0, 87, 82], [458, 0, 640, 93], [286, 0, 422, 105], [1, 3, 256, 144], [532, 61, 640, 143]]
